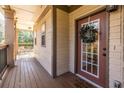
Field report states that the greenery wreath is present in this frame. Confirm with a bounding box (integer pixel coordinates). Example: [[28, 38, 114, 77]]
[[80, 24, 98, 43]]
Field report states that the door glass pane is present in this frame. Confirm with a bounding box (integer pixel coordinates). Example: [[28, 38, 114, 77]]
[[87, 53, 91, 63], [82, 53, 86, 61], [82, 62, 87, 70], [93, 42, 97, 53], [93, 54, 98, 65], [93, 65, 98, 75], [82, 43, 86, 52], [81, 19, 99, 77], [87, 43, 91, 53], [87, 63, 91, 73]]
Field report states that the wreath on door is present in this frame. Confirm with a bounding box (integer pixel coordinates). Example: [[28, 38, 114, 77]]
[[80, 24, 98, 43]]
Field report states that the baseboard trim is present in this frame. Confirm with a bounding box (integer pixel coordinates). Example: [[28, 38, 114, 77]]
[[76, 74, 103, 88]]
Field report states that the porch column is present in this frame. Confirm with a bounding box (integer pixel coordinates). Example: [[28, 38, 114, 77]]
[[3, 8, 15, 66]]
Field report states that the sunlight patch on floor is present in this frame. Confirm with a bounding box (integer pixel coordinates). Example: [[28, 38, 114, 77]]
[[17, 51, 34, 59]]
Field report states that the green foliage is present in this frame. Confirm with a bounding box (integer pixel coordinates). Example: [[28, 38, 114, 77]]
[[18, 30, 33, 47], [0, 31, 4, 43], [80, 24, 98, 43]]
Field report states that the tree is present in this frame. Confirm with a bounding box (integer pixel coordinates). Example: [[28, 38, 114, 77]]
[[18, 30, 33, 47]]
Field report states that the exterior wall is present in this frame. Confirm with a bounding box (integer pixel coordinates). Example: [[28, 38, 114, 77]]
[[109, 6, 124, 87], [33, 5, 124, 87], [34, 9, 53, 76], [56, 9, 69, 76], [69, 5, 124, 87]]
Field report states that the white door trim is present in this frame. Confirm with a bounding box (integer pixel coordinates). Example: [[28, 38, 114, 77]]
[[76, 74, 103, 88]]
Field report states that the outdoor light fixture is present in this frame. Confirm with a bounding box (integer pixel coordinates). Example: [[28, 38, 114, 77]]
[[106, 5, 118, 12]]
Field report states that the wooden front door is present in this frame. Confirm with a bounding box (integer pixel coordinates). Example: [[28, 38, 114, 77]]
[[77, 11, 107, 87]]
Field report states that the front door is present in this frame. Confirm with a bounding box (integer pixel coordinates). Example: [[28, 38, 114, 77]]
[[77, 11, 107, 87]]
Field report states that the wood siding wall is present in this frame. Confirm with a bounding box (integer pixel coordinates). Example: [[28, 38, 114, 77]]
[[109, 6, 124, 87], [34, 9, 53, 76], [56, 9, 69, 76]]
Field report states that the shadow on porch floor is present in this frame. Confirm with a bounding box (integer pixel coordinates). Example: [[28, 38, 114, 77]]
[[1, 52, 95, 88]]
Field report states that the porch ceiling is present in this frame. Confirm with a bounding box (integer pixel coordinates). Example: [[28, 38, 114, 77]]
[[10, 5, 43, 30]]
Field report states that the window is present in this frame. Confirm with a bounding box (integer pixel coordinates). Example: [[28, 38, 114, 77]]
[[0, 12, 5, 44], [41, 23, 46, 47]]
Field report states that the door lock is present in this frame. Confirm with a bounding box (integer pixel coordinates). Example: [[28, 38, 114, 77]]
[[103, 53, 106, 56], [103, 48, 106, 51]]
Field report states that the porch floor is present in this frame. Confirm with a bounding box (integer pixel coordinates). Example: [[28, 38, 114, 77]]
[[1, 53, 95, 88]]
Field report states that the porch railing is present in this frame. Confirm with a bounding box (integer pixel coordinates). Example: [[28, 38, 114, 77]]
[[0, 44, 8, 79]]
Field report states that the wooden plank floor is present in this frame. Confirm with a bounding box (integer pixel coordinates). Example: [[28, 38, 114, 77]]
[[1, 54, 95, 88]]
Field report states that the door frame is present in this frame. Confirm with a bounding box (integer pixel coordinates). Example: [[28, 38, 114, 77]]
[[74, 7, 109, 87]]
